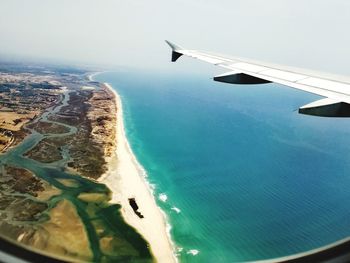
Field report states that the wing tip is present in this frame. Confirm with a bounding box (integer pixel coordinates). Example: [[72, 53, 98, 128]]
[[165, 40, 184, 62]]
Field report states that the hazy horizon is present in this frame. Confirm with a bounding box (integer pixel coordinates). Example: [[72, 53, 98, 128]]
[[1, 0, 350, 75]]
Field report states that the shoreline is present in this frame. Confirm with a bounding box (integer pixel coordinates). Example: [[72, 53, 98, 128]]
[[98, 81, 177, 262], [89, 73, 350, 263], [87, 72, 103, 81]]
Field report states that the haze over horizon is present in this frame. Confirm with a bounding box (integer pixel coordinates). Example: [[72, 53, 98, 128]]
[[1, 0, 350, 75]]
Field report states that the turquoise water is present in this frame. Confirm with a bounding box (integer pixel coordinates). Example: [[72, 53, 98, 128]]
[[95, 71, 350, 262]]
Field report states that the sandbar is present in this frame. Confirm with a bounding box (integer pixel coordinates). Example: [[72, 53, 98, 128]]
[[100, 83, 176, 263]]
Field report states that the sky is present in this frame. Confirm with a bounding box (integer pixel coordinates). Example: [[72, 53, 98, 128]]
[[1, 0, 350, 75]]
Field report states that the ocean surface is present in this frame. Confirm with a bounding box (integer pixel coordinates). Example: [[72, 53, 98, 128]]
[[95, 70, 350, 262]]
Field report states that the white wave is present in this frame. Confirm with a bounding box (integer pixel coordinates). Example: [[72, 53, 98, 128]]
[[148, 183, 156, 192], [187, 249, 200, 256], [171, 206, 181, 213], [159, 193, 168, 202], [105, 84, 178, 262]]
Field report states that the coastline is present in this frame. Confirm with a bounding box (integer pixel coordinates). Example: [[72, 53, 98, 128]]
[[87, 72, 103, 81], [89, 74, 350, 263], [99, 82, 177, 262]]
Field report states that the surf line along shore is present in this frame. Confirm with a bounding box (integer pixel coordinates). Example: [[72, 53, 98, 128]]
[[98, 82, 177, 262]]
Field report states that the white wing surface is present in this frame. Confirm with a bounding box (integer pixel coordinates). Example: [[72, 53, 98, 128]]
[[166, 40, 350, 117]]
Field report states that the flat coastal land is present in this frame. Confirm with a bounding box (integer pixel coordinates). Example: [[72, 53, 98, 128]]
[[100, 83, 176, 263], [0, 64, 157, 262]]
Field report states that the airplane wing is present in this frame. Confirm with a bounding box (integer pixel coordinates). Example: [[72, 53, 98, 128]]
[[165, 40, 350, 117]]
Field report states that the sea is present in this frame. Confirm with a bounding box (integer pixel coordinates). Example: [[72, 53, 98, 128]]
[[95, 70, 350, 262]]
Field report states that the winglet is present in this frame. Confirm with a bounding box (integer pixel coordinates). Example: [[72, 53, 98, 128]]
[[165, 40, 184, 62], [165, 40, 183, 51]]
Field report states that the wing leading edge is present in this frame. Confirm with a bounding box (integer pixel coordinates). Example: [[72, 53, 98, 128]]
[[165, 40, 350, 117]]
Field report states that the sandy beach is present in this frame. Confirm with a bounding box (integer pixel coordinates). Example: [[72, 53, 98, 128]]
[[99, 83, 176, 263]]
